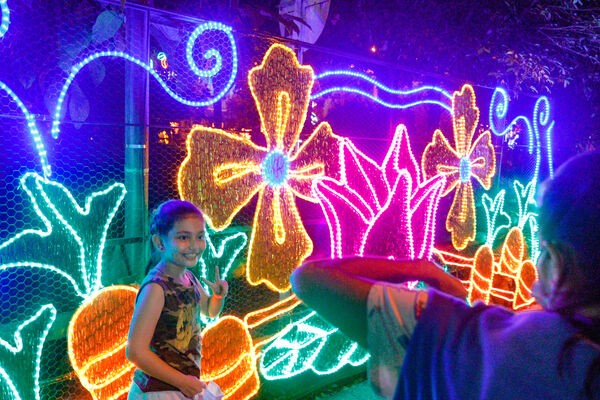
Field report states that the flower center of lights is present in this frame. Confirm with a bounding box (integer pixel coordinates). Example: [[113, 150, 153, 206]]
[[261, 150, 290, 187], [459, 156, 471, 183]]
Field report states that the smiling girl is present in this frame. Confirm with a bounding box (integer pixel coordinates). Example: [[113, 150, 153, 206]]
[[126, 200, 227, 399]]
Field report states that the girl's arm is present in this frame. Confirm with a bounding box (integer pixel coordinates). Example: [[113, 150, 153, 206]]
[[126, 283, 206, 398], [290, 257, 467, 348]]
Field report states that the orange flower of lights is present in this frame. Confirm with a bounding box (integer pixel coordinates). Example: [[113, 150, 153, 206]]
[[422, 84, 496, 250], [178, 44, 342, 292], [468, 227, 538, 310]]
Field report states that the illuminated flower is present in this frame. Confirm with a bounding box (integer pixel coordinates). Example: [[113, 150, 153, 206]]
[[178, 44, 342, 292], [313, 125, 446, 260], [468, 227, 538, 310], [422, 84, 496, 250]]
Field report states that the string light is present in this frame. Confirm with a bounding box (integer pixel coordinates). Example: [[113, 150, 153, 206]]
[[0, 304, 56, 400], [200, 316, 260, 400], [481, 189, 511, 246], [0, 0, 9, 38], [0, 80, 51, 177], [0, 172, 126, 297], [51, 22, 238, 139], [68, 286, 138, 400], [488, 87, 555, 181], [178, 44, 343, 292], [260, 311, 369, 380], [421, 84, 496, 250], [465, 228, 538, 310], [313, 124, 446, 261], [311, 70, 452, 112], [310, 86, 452, 112]]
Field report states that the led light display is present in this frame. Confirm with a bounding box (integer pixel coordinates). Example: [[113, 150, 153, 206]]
[[51, 22, 237, 139], [489, 87, 555, 181], [314, 124, 446, 260], [421, 84, 496, 250], [178, 44, 343, 292], [0, 0, 9, 38], [68, 285, 138, 400]]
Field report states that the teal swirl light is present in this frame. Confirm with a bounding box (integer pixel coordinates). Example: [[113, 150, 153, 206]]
[[488, 87, 555, 181], [0, 0, 9, 38], [51, 21, 238, 139]]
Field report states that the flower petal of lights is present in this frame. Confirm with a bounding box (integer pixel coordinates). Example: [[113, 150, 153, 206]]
[[422, 84, 496, 250], [68, 285, 138, 400], [178, 44, 343, 292], [313, 124, 446, 261]]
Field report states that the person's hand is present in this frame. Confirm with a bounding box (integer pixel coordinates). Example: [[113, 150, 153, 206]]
[[178, 375, 206, 399], [202, 264, 229, 297], [431, 269, 468, 299]]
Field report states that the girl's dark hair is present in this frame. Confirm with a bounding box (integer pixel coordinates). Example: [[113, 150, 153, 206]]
[[149, 199, 203, 237], [538, 150, 600, 398], [145, 200, 204, 273]]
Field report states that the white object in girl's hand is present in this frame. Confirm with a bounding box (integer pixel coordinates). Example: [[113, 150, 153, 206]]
[[195, 381, 224, 400]]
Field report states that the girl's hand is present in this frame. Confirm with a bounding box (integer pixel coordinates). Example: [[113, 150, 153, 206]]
[[202, 264, 229, 297], [178, 375, 206, 399]]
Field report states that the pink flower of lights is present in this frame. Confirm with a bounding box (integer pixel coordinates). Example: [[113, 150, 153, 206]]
[[313, 125, 446, 260]]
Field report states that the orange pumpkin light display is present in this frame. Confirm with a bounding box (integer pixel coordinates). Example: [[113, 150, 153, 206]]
[[68, 285, 138, 400], [201, 316, 260, 400], [436, 227, 538, 310]]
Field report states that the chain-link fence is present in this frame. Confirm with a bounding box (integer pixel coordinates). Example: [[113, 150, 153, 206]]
[[0, 1, 550, 399]]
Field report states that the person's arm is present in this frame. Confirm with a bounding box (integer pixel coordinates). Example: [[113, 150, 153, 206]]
[[291, 257, 467, 348], [126, 283, 206, 398]]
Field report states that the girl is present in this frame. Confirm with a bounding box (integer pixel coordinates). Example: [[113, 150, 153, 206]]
[[127, 200, 227, 399], [291, 151, 600, 399]]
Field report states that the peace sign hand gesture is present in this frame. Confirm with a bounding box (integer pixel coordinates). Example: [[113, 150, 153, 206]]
[[202, 264, 228, 298]]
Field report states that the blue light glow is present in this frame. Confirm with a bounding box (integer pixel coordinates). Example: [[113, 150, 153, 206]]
[[0, 80, 51, 177], [314, 70, 452, 99], [310, 87, 452, 112], [51, 22, 238, 139], [0, 0, 9, 38], [459, 157, 471, 183], [488, 87, 555, 181], [261, 150, 290, 187]]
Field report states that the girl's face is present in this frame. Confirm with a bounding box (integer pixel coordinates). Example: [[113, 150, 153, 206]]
[[532, 240, 561, 309], [159, 214, 206, 270]]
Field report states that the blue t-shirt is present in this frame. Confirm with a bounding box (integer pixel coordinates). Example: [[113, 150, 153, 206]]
[[396, 289, 599, 400]]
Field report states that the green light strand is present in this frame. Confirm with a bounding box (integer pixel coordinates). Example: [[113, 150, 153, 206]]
[[260, 311, 369, 380]]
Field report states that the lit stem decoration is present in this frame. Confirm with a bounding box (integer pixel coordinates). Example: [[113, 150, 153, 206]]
[[0, 172, 126, 298], [0, 81, 51, 177], [0, 304, 56, 400], [0, 0, 9, 38], [513, 179, 540, 262], [481, 189, 511, 247], [51, 22, 237, 139], [488, 87, 555, 180], [194, 228, 248, 326]]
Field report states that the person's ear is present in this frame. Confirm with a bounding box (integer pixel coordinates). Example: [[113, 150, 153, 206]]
[[544, 243, 564, 288], [152, 234, 165, 251]]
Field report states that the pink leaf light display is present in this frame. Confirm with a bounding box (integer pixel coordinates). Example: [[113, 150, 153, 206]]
[[313, 125, 446, 260]]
